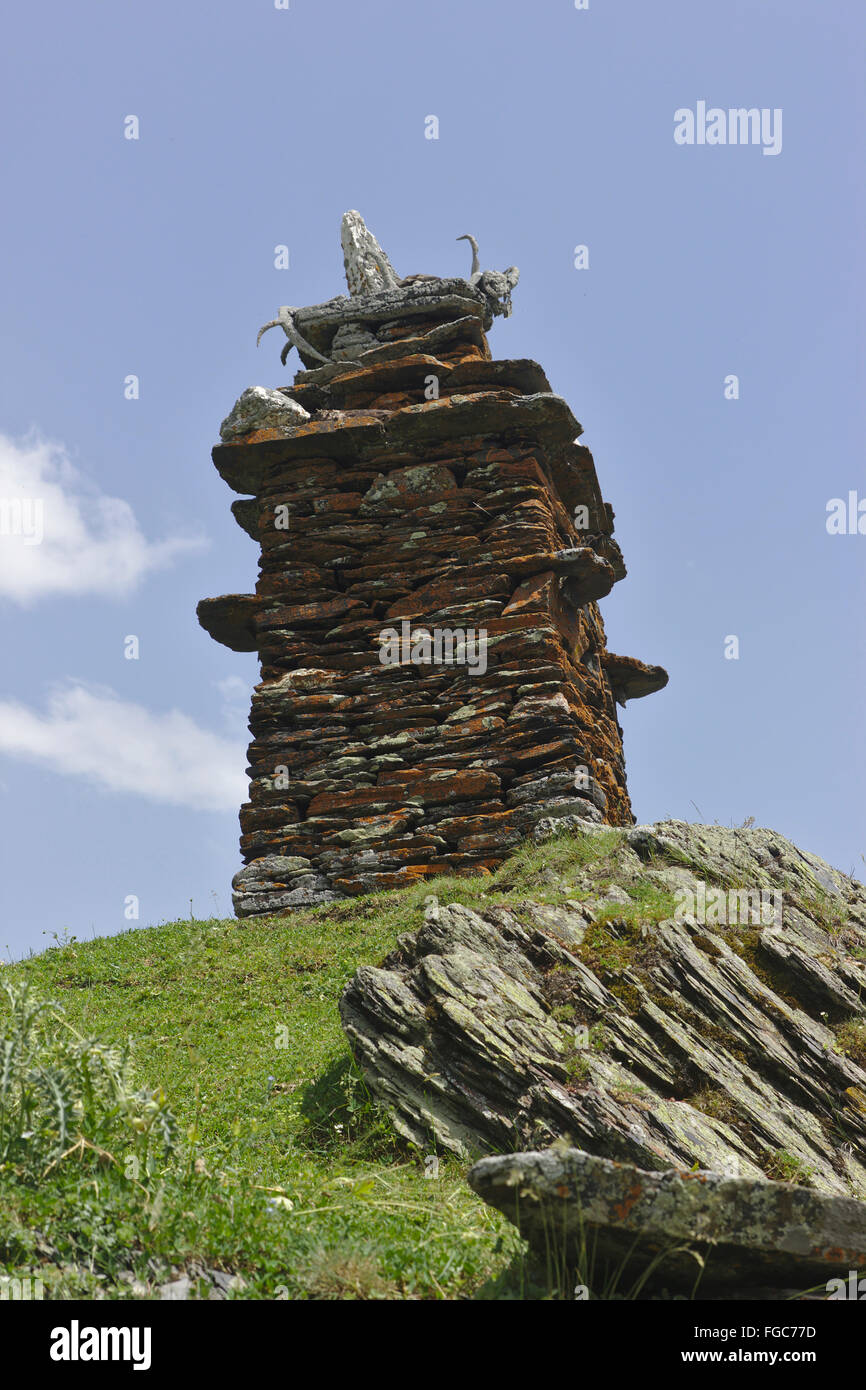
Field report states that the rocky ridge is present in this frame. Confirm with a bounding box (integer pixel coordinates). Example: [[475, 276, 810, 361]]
[[340, 820, 866, 1201]]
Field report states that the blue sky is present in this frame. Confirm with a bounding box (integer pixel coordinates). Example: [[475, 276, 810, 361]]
[[1, 0, 863, 958]]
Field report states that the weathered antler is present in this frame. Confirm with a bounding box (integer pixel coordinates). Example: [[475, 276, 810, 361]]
[[257, 306, 333, 366], [256, 319, 281, 347], [456, 235, 518, 315], [457, 234, 481, 284]]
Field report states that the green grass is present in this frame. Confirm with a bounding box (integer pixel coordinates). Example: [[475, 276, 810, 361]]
[[0, 905, 519, 1299], [591, 880, 680, 929], [834, 1020, 866, 1069], [797, 889, 849, 946], [763, 1149, 815, 1186], [0, 826, 637, 1301]]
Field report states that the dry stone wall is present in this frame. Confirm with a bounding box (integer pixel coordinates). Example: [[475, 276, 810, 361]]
[[198, 215, 667, 918]]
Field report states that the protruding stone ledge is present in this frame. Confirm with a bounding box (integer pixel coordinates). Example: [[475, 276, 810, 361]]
[[232, 854, 340, 917], [290, 315, 488, 390], [230, 498, 259, 538], [196, 594, 260, 652], [211, 416, 387, 493], [288, 356, 553, 413], [468, 1148, 866, 1295], [383, 391, 582, 451], [212, 391, 586, 494], [290, 277, 490, 361], [603, 651, 670, 703]]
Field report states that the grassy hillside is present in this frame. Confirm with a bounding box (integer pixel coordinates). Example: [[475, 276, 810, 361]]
[[0, 836, 614, 1301]]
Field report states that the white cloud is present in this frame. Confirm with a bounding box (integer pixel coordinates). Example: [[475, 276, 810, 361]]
[[0, 431, 206, 603], [0, 682, 248, 811]]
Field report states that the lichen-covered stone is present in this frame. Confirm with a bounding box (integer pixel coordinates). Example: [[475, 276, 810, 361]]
[[467, 1148, 866, 1295], [230, 853, 338, 915], [219, 386, 310, 443]]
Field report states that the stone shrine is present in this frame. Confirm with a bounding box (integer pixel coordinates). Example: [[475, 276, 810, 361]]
[[197, 213, 667, 917]]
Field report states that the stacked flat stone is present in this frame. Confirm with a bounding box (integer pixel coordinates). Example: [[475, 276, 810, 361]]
[[198, 216, 667, 918]]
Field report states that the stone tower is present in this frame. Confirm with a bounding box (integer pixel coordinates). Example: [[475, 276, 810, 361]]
[[198, 213, 667, 918]]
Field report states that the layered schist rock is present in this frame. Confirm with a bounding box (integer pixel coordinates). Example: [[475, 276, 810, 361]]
[[198, 214, 667, 918], [340, 821, 866, 1199]]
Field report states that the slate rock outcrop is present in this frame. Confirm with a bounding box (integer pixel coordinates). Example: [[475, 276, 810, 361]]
[[198, 213, 667, 917], [339, 820, 866, 1199]]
